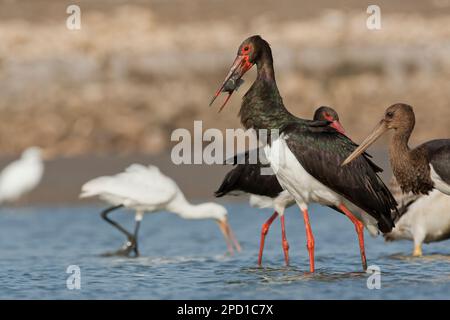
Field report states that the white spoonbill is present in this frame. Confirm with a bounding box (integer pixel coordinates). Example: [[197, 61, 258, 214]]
[[384, 178, 450, 256], [0, 147, 45, 204], [80, 164, 241, 257]]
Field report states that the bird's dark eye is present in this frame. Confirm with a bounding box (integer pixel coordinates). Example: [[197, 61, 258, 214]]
[[243, 46, 249, 52], [386, 111, 394, 118]]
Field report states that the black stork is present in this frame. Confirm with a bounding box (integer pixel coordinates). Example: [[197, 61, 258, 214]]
[[210, 35, 397, 272], [215, 106, 347, 266], [342, 103, 450, 196]]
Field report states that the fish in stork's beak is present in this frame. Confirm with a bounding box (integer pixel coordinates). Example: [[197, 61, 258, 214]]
[[342, 119, 388, 166], [217, 218, 241, 255], [209, 54, 253, 113]]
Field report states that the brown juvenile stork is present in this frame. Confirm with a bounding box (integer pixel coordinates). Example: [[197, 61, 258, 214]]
[[343, 103, 450, 196]]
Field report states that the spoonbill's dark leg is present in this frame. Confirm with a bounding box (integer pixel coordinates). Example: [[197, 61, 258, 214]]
[[258, 211, 279, 266], [301, 208, 315, 273], [101, 205, 130, 236], [280, 215, 290, 266], [100, 204, 137, 257], [132, 219, 141, 257], [338, 204, 367, 271]]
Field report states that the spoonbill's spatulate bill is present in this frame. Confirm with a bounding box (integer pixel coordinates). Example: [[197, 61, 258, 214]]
[[80, 164, 240, 257], [0, 147, 45, 204], [385, 177, 450, 256], [215, 106, 355, 266], [210, 35, 397, 272], [342, 103, 450, 196]]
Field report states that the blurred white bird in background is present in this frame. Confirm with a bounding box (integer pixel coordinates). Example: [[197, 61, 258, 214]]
[[0, 147, 45, 204], [80, 164, 241, 257], [385, 178, 450, 256]]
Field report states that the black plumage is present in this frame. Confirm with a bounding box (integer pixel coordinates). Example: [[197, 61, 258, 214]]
[[281, 122, 396, 232], [215, 106, 345, 200], [210, 35, 399, 271], [423, 139, 450, 186], [214, 151, 282, 198]]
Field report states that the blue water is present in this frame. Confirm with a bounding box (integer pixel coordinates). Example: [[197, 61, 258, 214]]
[[0, 203, 450, 299]]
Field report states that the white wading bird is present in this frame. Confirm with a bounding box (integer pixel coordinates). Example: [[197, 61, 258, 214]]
[[0, 147, 45, 204], [80, 164, 241, 257], [385, 178, 450, 256]]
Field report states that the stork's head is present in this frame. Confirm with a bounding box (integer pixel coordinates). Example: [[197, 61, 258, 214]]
[[209, 35, 272, 112], [313, 106, 346, 135], [342, 103, 415, 166]]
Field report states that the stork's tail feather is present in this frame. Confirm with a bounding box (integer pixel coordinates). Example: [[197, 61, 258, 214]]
[[371, 174, 398, 234], [214, 169, 240, 197], [377, 214, 395, 234]]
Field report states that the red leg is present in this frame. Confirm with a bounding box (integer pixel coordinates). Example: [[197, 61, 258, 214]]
[[301, 208, 315, 273], [280, 215, 290, 266], [258, 211, 279, 266], [339, 204, 367, 271]]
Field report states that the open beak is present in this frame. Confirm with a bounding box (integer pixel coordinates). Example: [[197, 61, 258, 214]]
[[342, 120, 388, 166], [209, 55, 253, 113], [217, 218, 241, 255], [330, 120, 346, 135]]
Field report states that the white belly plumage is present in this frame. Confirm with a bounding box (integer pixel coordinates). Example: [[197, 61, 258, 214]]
[[249, 190, 295, 216], [430, 165, 450, 195], [263, 136, 380, 235], [386, 189, 450, 243], [264, 137, 342, 209]]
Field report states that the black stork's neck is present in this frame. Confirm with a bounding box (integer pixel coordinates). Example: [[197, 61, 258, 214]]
[[256, 48, 275, 81], [239, 47, 296, 131]]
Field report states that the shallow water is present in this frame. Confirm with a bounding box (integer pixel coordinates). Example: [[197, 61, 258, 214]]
[[1, 203, 450, 299]]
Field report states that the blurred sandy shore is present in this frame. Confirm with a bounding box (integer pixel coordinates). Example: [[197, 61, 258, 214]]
[[0, 0, 449, 158]]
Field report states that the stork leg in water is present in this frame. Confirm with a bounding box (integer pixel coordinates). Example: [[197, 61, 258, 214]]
[[280, 215, 290, 265], [258, 211, 290, 266], [258, 212, 278, 266], [100, 204, 140, 257], [301, 208, 315, 273], [339, 204, 367, 271]]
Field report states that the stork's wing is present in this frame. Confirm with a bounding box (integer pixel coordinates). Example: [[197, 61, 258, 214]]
[[216, 148, 283, 198], [281, 123, 397, 233], [215, 162, 282, 198], [422, 139, 450, 186]]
